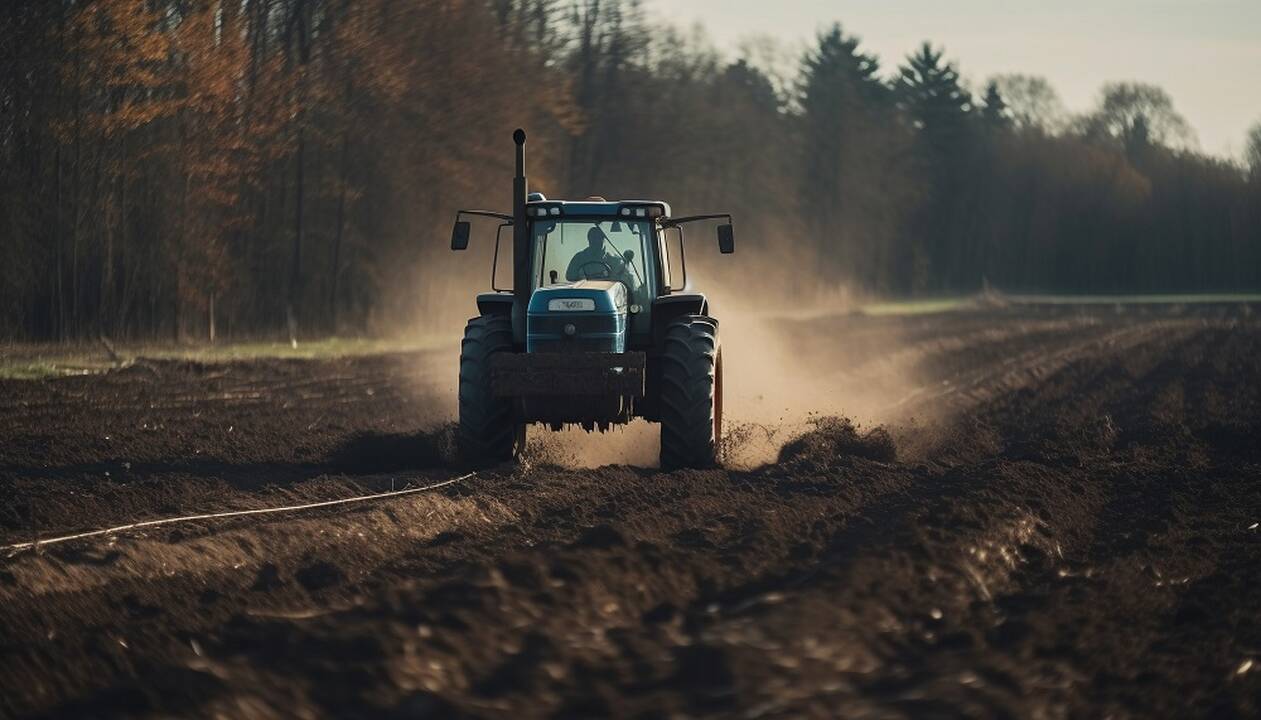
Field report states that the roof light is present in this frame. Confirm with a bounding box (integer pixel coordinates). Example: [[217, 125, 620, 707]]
[[636, 208, 646, 217], [620, 208, 632, 216], [549, 207, 561, 216]]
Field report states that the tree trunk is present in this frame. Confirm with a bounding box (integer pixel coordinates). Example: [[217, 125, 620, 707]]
[[70, 47, 82, 341], [87, 142, 103, 335], [115, 138, 129, 336], [176, 167, 190, 343], [329, 130, 348, 332], [54, 144, 64, 342], [288, 123, 305, 347]]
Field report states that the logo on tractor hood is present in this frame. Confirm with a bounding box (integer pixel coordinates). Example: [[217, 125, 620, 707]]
[[547, 298, 596, 312]]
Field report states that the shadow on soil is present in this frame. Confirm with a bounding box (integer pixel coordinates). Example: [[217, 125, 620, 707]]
[[1, 425, 456, 486], [326, 425, 455, 474]]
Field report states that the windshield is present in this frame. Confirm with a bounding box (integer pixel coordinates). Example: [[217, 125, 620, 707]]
[[532, 219, 651, 305]]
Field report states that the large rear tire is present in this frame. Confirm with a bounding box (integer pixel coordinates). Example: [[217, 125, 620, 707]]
[[458, 315, 525, 465], [659, 315, 722, 470]]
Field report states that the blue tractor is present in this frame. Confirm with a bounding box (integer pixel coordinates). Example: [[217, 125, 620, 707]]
[[449, 129, 735, 469]]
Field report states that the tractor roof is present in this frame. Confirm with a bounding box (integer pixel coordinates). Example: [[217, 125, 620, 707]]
[[525, 194, 671, 219]]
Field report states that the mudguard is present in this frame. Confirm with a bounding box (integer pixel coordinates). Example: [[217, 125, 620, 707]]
[[651, 293, 709, 348], [477, 292, 514, 317]]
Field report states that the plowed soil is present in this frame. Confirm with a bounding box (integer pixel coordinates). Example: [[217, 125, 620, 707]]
[[2, 304, 1259, 719]]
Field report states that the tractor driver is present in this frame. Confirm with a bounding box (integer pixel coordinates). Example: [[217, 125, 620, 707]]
[[566, 226, 640, 299]]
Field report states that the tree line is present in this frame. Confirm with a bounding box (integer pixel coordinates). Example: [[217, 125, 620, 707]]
[[2, 0, 1259, 342]]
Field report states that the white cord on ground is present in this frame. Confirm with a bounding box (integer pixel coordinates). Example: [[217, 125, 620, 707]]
[[4, 472, 474, 554]]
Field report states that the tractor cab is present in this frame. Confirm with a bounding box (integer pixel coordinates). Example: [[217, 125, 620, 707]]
[[526, 199, 668, 342]]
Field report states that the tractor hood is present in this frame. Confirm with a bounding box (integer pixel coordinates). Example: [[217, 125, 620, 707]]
[[526, 281, 628, 353], [528, 280, 627, 315]]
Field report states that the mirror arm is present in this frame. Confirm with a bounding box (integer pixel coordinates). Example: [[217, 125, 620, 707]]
[[679, 226, 688, 290], [457, 209, 514, 223], [662, 213, 732, 228]]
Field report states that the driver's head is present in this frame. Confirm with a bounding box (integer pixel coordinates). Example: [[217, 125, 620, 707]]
[[587, 226, 605, 250]]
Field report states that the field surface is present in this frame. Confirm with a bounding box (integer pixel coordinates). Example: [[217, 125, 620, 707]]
[[2, 304, 1259, 718]]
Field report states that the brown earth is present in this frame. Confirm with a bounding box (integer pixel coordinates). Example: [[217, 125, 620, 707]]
[[1, 304, 1259, 718]]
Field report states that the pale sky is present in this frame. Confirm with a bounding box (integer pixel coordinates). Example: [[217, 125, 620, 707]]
[[649, 0, 1261, 158]]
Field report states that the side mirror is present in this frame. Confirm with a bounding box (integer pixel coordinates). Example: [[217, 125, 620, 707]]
[[623, 249, 635, 263], [451, 220, 471, 251], [717, 224, 735, 254]]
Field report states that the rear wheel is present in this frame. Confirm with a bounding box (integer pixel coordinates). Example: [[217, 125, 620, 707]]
[[458, 315, 525, 464], [659, 315, 722, 469]]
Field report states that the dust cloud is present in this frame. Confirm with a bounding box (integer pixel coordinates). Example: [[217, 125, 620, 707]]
[[508, 284, 932, 470], [708, 283, 927, 468]]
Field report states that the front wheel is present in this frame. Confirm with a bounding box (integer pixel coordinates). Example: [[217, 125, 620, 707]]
[[659, 315, 722, 470], [458, 315, 525, 465]]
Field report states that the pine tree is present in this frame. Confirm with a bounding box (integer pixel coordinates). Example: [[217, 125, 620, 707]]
[[797, 24, 894, 280], [893, 43, 977, 292], [981, 81, 1011, 131], [894, 43, 973, 153], [800, 24, 887, 111]]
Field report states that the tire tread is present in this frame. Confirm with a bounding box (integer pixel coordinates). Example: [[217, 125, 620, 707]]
[[458, 315, 522, 463], [659, 314, 721, 469]]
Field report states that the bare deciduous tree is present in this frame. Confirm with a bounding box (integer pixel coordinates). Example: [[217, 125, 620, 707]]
[[990, 74, 1066, 132]]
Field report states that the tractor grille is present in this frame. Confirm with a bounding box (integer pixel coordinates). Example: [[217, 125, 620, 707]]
[[531, 314, 619, 335], [527, 312, 624, 353]]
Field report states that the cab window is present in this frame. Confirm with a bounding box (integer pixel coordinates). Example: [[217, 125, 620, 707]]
[[532, 219, 652, 307]]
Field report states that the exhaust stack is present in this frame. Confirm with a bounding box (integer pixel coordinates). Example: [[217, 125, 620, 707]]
[[511, 128, 529, 343], [509, 129, 529, 342]]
